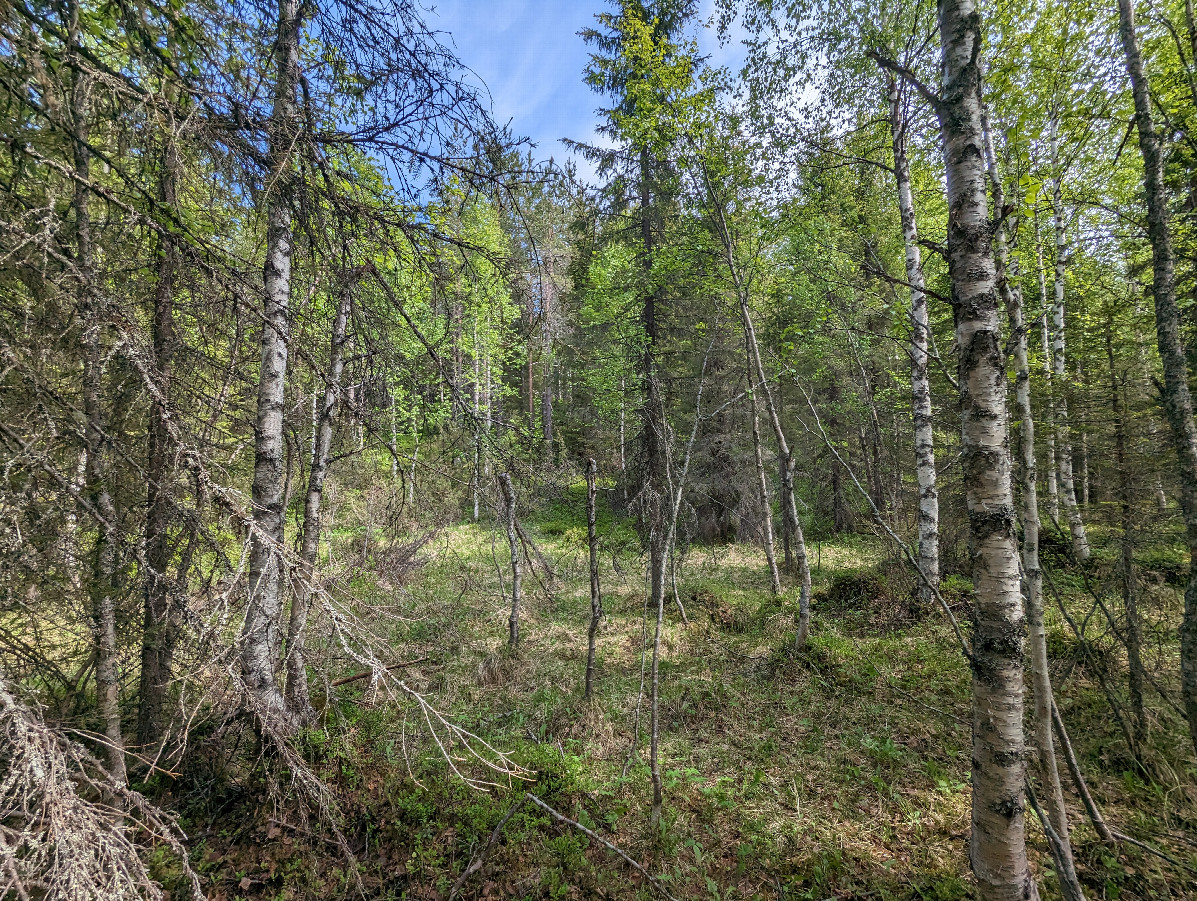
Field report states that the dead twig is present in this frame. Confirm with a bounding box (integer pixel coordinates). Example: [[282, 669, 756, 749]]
[[448, 796, 526, 900], [524, 793, 680, 901], [330, 658, 432, 688]]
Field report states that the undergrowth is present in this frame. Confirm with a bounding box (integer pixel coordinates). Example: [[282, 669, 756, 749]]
[[178, 487, 1197, 901]]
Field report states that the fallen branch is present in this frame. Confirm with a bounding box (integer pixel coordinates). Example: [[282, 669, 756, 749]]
[[331, 658, 432, 688], [448, 796, 527, 900], [524, 793, 679, 901], [1110, 829, 1197, 878]]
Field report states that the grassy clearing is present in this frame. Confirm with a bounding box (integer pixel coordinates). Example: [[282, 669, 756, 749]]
[[186, 485, 1197, 901]]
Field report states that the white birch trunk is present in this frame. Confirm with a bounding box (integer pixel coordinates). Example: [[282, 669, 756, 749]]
[[747, 345, 781, 596], [1048, 125, 1090, 560], [1034, 224, 1061, 524], [932, 4, 1039, 894], [888, 75, 939, 605], [983, 111, 1083, 901]]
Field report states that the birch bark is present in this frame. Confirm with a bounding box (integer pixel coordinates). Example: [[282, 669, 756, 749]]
[[1034, 223, 1060, 524], [747, 341, 781, 596], [1048, 126, 1090, 560], [982, 109, 1082, 900], [933, 3, 1038, 894], [888, 74, 939, 605]]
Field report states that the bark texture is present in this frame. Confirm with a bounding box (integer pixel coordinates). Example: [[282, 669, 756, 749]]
[[935, 1, 1038, 895], [137, 125, 182, 749], [1034, 226, 1061, 524], [888, 74, 939, 605], [240, 0, 301, 726], [983, 110, 1082, 900], [72, 42, 126, 783], [1117, 0, 1197, 758]]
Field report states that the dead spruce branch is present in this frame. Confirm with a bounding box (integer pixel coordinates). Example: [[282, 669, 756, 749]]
[[0, 673, 202, 901]]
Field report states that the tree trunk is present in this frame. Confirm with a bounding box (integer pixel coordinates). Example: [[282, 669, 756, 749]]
[[619, 376, 627, 500], [983, 108, 1082, 900], [542, 258, 554, 459], [500, 473, 521, 647], [1048, 127, 1091, 561], [749, 387, 782, 596], [736, 295, 811, 647], [71, 29, 126, 782], [933, 2, 1038, 895], [1107, 321, 1147, 746], [1118, 0, 1197, 759], [409, 403, 419, 508], [585, 459, 602, 699], [241, 0, 301, 728], [137, 130, 182, 749], [473, 317, 482, 522], [747, 337, 782, 595], [888, 74, 939, 605], [390, 389, 399, 485], [827, 377, 852, 533], [1034, 221, 1061, 525], [637, 146, 671, 827], [284, 282, 350, 718]]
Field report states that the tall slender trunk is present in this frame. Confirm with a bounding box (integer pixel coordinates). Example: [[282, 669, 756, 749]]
[[1078, 430, 1090, 505], [408, 406, 419, 508], [284, 282, 350, 717], [137, 129, 182, 749], [827, 377, 852, 533], [526, 328, 535, 432], [888, 74, 939, 604], [585, 459, 602, 699], [640, 146, 670, 826], [542, 258, 554, 459], [1107, 321, 1147, 746], [1048, 127, 1090, 560], [741, 308, 810, 647], [71, 24, 126, 782], [473, 318, 481, 522], [701, 162, 812, 633], [983, 109, 1082, 900], [1117, 0, 1197, 757], [932, 3, 1038, 895], [390, 389, 399, 485], [241, 0, 301, 726], [1034, 222, 1061, 524], [619, 377, 627, 500], [1132, 295, 1170, 510], [747, 339, 781, 595], [500, 473, 521, 647]]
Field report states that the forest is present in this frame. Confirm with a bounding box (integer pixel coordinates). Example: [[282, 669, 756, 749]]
[[1, 0, 1197, 897]]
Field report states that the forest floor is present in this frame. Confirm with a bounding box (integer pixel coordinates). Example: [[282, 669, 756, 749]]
[[179, 484, 1197, 901]]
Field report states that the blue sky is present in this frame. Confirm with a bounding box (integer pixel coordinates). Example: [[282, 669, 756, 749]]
[[426, 0, 745, 183]]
